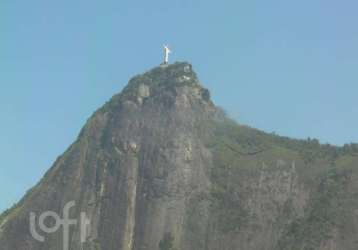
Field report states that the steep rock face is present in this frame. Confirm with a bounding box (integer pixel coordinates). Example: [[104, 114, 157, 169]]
[[0, 63, 217, 250], [1, 62, 358, 250]]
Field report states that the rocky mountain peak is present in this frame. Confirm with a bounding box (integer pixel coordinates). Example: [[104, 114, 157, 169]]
[[1, 62, 358, 250], [117, 62, 211, 107]]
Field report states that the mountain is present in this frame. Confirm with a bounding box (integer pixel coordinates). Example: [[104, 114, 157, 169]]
[[1, 62, 358, 250]]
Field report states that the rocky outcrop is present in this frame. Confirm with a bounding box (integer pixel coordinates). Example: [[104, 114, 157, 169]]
[[0, 62, 358, 250]]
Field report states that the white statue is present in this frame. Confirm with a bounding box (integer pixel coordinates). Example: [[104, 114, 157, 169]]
[[163, 45, 171, 64]]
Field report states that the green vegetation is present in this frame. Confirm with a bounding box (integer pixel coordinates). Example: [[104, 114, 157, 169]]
[[0, 210, 9, 225], [208, 120, 263, 233], [0, 203, 18, 226], [92, 239, 102, 250], [213, 118, 358, 162], [276, 167, 351, 250], [208, 117, 358, 237], [159, 232, 176, 250]]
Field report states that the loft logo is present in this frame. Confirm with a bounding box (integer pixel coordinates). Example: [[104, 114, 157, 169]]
[[30, 201, 90, 250]]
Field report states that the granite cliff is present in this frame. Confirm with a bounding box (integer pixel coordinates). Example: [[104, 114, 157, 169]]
[[1, 62, 358, 250]]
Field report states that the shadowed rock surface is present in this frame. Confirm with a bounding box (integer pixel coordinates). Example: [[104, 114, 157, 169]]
[[1, 62, 358, 250]]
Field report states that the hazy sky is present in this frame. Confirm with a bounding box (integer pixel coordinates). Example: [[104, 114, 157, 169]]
[[1, 0, 358, 211]]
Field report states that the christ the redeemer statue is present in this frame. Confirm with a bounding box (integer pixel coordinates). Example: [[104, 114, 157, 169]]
[[163, 45, 171, 64]]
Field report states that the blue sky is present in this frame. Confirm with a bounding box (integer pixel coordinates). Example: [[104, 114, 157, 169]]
[[1, 0, 358, 212]]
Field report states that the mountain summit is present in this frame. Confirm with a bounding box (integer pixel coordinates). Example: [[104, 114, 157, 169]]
[[1, 62, 358, 250]]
